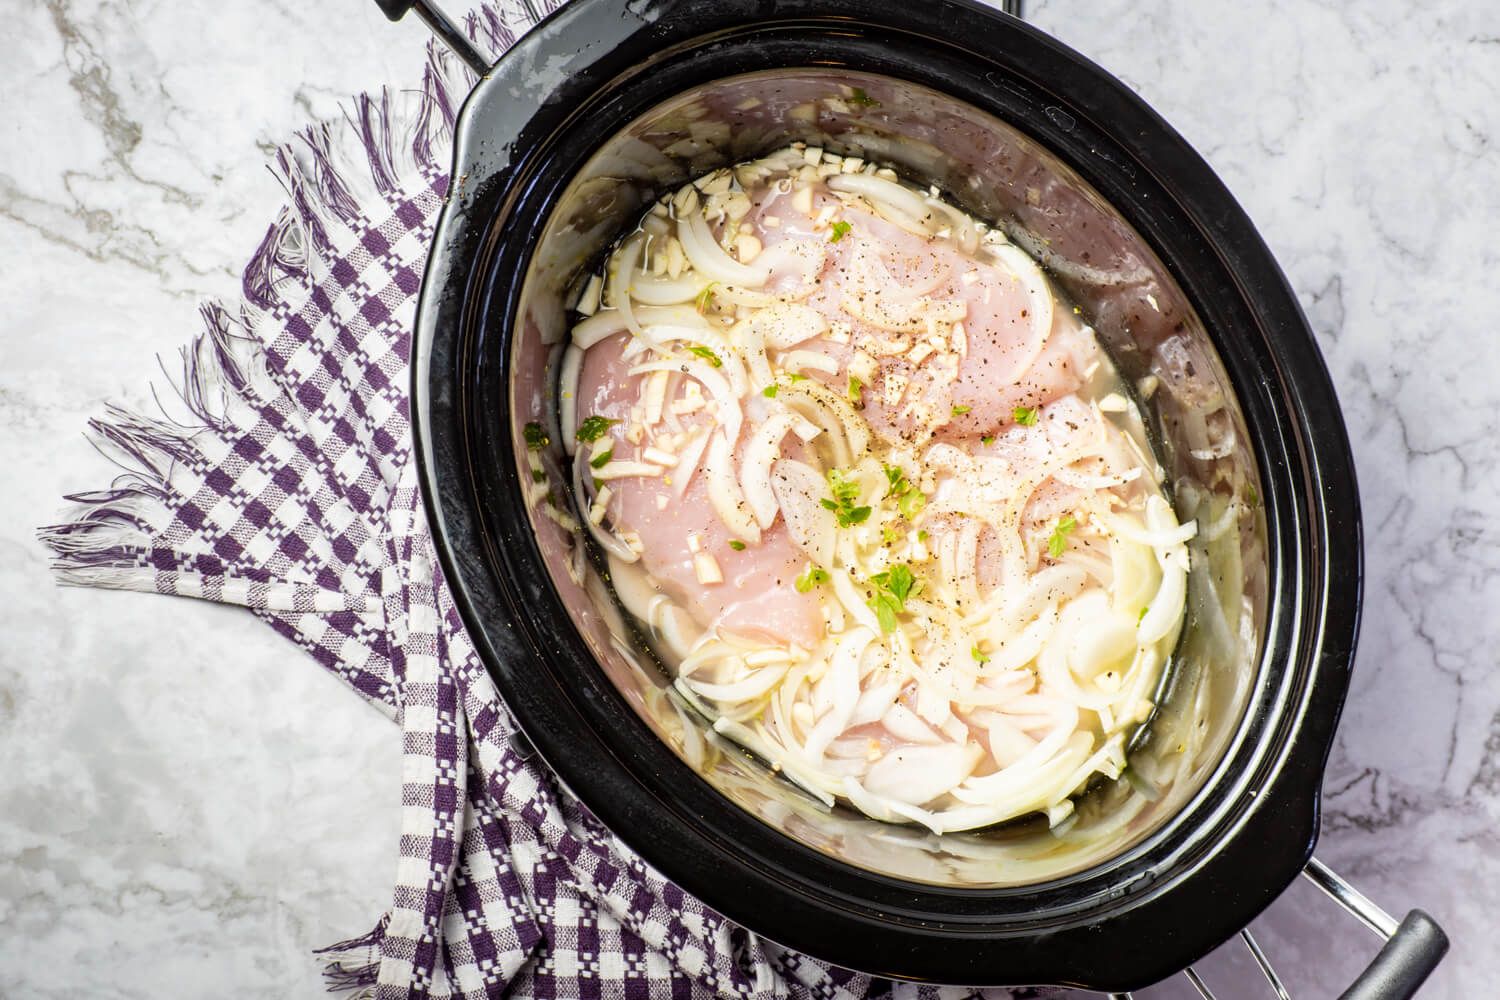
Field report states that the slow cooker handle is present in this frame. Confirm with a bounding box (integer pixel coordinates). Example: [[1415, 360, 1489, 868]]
[[371, 0, 492, 76], [1303, 858, 1449, 1000], [1338, 910, 1448, 1000]]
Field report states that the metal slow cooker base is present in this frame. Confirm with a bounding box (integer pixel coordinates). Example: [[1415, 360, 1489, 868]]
[[376, 0, 1449, 994]]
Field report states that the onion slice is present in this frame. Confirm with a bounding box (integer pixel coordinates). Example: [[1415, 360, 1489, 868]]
[[703, 431, 760, 543], [741, 413, 797, 528], [771, 458, 837, 566]]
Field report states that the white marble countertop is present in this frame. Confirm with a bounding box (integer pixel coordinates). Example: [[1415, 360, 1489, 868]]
[[1, 1, 1493, 996]]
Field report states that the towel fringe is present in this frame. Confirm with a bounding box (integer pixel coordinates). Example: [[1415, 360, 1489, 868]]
[[316, 914, 389, 996], [36, 26, 469, 597]]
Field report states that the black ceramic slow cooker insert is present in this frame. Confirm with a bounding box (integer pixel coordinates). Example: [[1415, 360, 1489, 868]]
[[377, 0, 1448, 994]]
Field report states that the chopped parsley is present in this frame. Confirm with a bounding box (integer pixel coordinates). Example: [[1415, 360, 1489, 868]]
[[951, 404, 971, 416], [523, 422, 550, 451], [729, 540, 747, 551], [971, 644, 991, 664], [575, 415, 618, 443], [850, 87, 880, 108], [821, 468, 872, 528], [589, 449, 614, 469], [1013, 405, 1038, 426], [829, 220, 853, 243], [883, 464, 926, 520], [981, 434, 996, 446], [530, 469, 547, 483], [788, 372, 808, 383], [1047, 514, 1078, 559], [1137, 605, 1150, 625], [868, 564, 916, 633], [1245, 482, 1260, 507], [762, 384, 778, 398], [794, 564, 830, 592], [847, 375, 865, 407], [686, 344, 724, 368], [694, 281, 718, 313]]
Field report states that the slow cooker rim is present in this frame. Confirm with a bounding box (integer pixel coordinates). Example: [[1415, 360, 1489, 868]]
[[409, 0, 1362, 989]]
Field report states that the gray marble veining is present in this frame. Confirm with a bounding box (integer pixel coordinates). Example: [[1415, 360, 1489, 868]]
[[1, 0, 1494, 996]]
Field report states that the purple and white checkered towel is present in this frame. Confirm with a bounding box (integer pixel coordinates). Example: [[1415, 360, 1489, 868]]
[[40, 5, 1052, 998]]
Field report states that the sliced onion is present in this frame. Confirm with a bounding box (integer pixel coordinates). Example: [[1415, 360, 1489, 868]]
[[559, 344, 583, 454], [610, 233, 645, 335], [780, 349, 841, 375], [752, 239, 827, 299], [827, 172, 935, 227], [591, 460, 664, 480], [803, 627, 874, 760], [863, 742, 980, 806], [882, 703, 943, 745], [703, 431, 760, 543], [679, 209, 769, 288], [770, 458, 837, 566], [849, 681, 901, 728], [988, 241, 1056, 383], [634, 325, 749, 398], [572, 453, 637, 563], [745, 302, 829, 351], [831, 569, 882, 633], [740, 413, 797, 528], [777, 379, 870, 464], [686, 665, 787, 702], [672, 427, 711, 500], [731, 313, 776, 389], [628, 269, 710, 306], [628, 359, 741, 446]]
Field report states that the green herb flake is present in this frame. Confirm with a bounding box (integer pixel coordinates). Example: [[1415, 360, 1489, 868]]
[[1047, 514, 1078, 559], [589, 449, 614, 469], [822, 467, 871, 528], [575, 415, 618, 443], [917, 529, 930, 542], [788, 373, 808, 383], [694, 281, 719, 314], [523, 422, 550, 451], [1245, 483, 1260, 507], [686, 344, 724, 368], [951, 404, 971, 417], [971, 645, 991, 665], [794, 564, 830, 593], [729, 540, 747, 551], [762, 384, 778, 398], [850, 87, 880, 108], [1013, 405, 1038, 426], [981, 435, 996, 446], [829, 220, 853, 243], [867, 564, 916, 633], [882, 465, 926, 521], [1138, 605, 1150, 626], [847, 375, 864, 406]]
